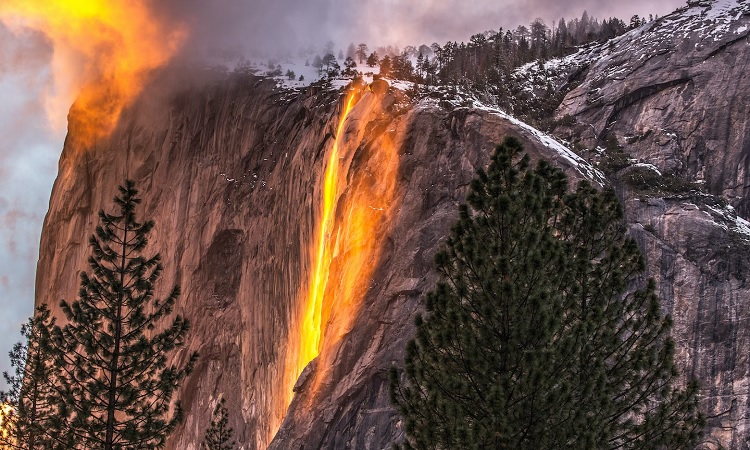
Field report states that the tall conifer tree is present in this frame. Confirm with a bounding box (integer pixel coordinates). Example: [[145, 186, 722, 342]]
[[391, 137, 704, 449], [53, 180, 198, 449]]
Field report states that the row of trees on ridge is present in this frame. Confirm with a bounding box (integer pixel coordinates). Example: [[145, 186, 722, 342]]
[[305, 11, 652, 86]]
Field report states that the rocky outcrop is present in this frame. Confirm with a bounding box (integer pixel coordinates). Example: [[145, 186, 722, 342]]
[[625, 195, 750, 449], [555, 0, 750, 216], [545, 0, 750, 445]]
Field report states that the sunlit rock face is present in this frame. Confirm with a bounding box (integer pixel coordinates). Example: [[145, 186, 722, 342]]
[[39, 73, 330, 449]]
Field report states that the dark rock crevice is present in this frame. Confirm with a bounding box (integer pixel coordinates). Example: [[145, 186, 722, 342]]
[[706, 31, 750, 59]]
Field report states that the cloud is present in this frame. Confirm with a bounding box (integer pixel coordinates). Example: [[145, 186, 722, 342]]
[[0, 23, 51, 76], [155, 0, 686, 58], [0, 22, 60, 388]]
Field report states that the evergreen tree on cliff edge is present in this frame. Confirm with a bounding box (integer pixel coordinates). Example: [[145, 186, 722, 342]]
[[391, 137, 704, 449], [53, 180, 198, 450]]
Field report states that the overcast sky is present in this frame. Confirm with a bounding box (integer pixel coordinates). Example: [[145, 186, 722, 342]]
[[153, 0, 687, 57], [0, 22, 61, 388], [0, 0, 686, 387]]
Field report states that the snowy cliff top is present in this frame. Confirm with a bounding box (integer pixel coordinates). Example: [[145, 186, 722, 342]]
[[512, 0, 750, 101]]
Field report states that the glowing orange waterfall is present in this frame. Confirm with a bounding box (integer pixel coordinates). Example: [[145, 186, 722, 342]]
[[296, 92, 358, 379], [283, 86, 400, 414]]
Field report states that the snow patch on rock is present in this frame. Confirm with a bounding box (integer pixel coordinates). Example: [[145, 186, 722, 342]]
[[470, 102, 607, 186]]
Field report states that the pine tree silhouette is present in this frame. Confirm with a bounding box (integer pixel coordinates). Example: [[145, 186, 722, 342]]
[[1, 305, 61, 449], [202, 397, 236, 450]]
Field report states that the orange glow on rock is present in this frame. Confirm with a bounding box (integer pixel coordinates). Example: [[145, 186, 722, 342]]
[[295, 92, 358, 379], [0, 0, 186, 147], [285, 85, 400, 412], [0, 402, 13, 441]]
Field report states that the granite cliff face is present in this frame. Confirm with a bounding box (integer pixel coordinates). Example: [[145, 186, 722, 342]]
[[549, 1, 750, 447], [554, 0, 750, 215], [35, 1, 750, 449], [35, 73, 600, 450]]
